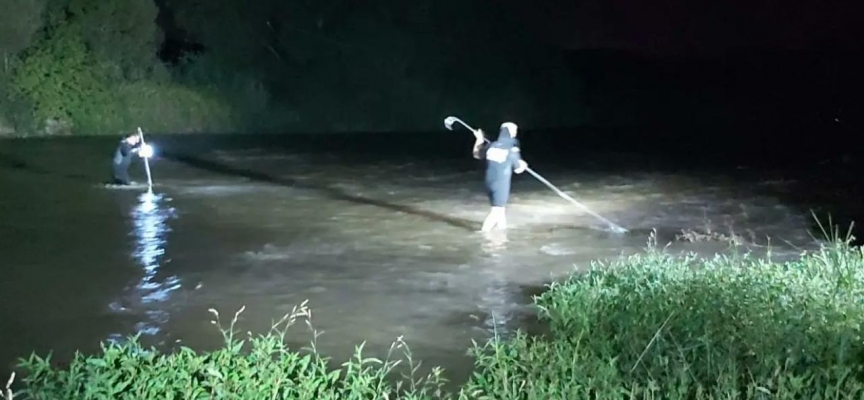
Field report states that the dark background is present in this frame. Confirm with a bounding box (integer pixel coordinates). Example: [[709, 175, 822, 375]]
[[156, 0, 863, 148], [3, 0, 862, 146]]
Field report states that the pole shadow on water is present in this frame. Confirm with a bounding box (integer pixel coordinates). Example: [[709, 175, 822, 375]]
[[162, 152, 479, 231]]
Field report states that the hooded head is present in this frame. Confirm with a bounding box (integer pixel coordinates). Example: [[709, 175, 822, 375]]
[[497, 122, 518, 145], [124, 132, 141, 145]]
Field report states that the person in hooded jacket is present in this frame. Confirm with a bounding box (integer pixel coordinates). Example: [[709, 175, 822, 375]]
[[111, 132, 144, 185], [471, 122, 528, 231]]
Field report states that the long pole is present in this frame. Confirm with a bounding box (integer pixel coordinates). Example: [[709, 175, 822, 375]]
[[445, 116, 628, 233], [137, 127, 153, 192], [523, 168, 627, 233]]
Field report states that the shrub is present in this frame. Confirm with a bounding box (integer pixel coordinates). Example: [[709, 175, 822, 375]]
[[463, 235, 864, 399], [115, 80, 239, 134], [16, 303, 449, 400], [11, 24, 110, 134], [10, 25, 240, 136]]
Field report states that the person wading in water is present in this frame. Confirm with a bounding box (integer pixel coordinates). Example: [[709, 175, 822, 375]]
[[471, 122, 528, 231], [111, 131, 144, 185]]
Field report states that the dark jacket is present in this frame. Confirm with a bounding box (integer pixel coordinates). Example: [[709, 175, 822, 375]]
[[482, 125, 523, 186]]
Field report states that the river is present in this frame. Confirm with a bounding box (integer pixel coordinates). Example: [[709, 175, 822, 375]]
[[0, 130, 849, 384]]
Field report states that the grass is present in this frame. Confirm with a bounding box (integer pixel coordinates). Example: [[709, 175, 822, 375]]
[[10, 303, 448, 400], [465, 229, 864, 399], [6, 229, 864, 399]]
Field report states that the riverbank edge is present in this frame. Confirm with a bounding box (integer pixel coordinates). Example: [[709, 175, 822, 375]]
[[7, 233, 864, 399]]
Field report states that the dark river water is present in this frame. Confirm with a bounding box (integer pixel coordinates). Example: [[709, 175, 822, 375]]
[[0, 131, 855, 385]]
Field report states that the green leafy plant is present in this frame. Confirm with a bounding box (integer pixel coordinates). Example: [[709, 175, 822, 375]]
[[17, 301, 449, 400], [11, 24, 115, 134], [463, 231, 864, 399]]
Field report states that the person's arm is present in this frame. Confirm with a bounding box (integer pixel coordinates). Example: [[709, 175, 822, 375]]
[[472, 129, 487, 159], [510, 146, 528, 174], [124, 140, 142, 154], [134, 139, 151, 158], [119, 143, 133, 157]]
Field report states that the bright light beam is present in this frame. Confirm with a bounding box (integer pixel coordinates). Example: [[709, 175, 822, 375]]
[[139, 143, 154, 158]]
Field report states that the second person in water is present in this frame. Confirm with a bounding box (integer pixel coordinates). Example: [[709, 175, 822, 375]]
[[472, 122, 528, 232]]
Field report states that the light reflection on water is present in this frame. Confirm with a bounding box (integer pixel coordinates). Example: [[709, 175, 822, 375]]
[[109, 191, 180, 341], [477, 231, 519, 336]]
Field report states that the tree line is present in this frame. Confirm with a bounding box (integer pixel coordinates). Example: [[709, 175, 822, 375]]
[[0, 0, 585, 136]]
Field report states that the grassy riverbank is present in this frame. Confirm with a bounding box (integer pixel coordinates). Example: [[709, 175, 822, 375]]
[[8, 232, 864, 399]]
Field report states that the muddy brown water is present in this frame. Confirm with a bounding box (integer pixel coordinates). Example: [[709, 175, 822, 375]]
[[0, 132, 845, 385]]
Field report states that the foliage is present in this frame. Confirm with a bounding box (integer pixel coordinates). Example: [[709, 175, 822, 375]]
[[169, 0, 587, 132], [66, 0, 161, 81], [0, 0, 45, 134], [171, 0, 282, 73], [11, 24, 110, 134], [0, 0, 45, 69], [17, 303, 449, 400], [463, 233, 864, 399], [0, 70, 35, 136], [172, 54, 282, 133], [116, 80, 239, 134], [0, 0, 587, 135], [9, 25, 241, 135], [0, 0, 249, 136]]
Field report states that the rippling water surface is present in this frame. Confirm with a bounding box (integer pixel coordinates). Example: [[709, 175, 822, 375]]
[[0, 133, 835, 383]]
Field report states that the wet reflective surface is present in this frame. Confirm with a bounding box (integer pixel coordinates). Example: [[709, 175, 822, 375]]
[[0, 132, 847, 383], [107, 191, 180, 339]]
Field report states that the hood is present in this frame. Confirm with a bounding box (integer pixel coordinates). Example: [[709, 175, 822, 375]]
[[497, 122, 518, 146]]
